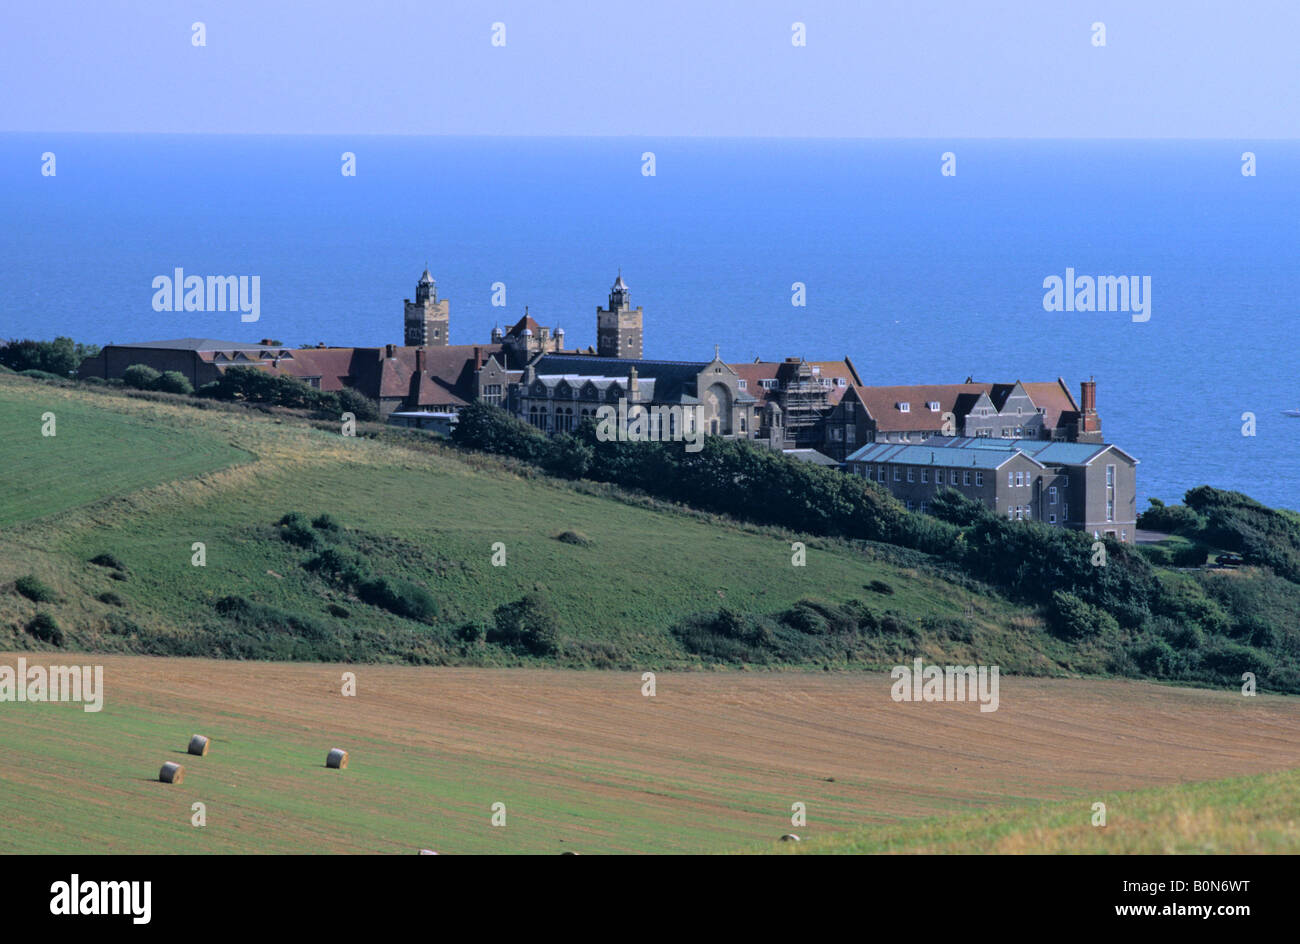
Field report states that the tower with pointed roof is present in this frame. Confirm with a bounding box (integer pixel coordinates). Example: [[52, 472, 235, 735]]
[[596, 270, 643, 358], [404, 268, 450, 347]]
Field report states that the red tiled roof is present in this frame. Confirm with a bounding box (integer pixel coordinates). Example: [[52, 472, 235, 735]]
[[728, 358, 861, 407]]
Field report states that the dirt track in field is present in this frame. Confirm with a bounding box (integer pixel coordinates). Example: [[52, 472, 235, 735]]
[[2, 655, 1298, 852]]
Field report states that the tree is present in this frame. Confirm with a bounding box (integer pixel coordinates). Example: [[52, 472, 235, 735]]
[[0, 337, 97, 376]]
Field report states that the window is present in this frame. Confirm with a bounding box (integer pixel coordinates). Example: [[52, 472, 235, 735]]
[[1106, 499, 1115, 522], [740, 416, 747, 433], [1024, 505, 1031, 519], [738, 379, 747, 390], [975, 472, 983, 486], [760, 379, 778, 390], [963, 471, 971, 486], [1001, 427, 1011, 437], [1007, 470, 1014, 487], [878, 467, 885, 483], [907, 468, 914, 483], [921, 469, 929, 483], [844, 402, 854, 417], [1015, 471, 1023, 487], [1049, 513, 1057, 524], [893, 468, 901, 482], [1016, 506, 1023, 520], [1049, 486, 1057, 504], [928, 401, 940, 412], [920, 501, 928, 514], [1008, 508, 1014, 519], [846, 427, 856, 444], [835, 377, 847, 387], [831, 427, 844, 441], [898, 402, 910, 412], [1106, 464, 1115, 487], [905, 500, 914, 511], [1014, 426, 1024, 437], [935, 470, 943, 484], [1121, 529, 1128, 541], [483, 383, 503, 406]]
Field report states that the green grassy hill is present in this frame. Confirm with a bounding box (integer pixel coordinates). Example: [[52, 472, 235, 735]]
[[765, 768, 1300, 854], [0, 373, 1076, 670]]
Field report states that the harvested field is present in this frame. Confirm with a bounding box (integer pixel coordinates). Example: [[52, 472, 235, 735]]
[[0, 654, 1296, 853]]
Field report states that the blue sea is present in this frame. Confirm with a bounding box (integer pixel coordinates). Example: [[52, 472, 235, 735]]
[[1, 134, 1297, 509]]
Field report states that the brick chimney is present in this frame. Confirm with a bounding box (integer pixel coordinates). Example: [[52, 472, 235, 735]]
[[628, 365, 639, 402], [416, 347, 426, 375], [472, 345, 482, 367], [385, 343, 396, 359], [1078, 376, 1102, 439]]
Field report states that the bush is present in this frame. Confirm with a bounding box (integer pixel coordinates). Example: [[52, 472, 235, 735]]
[[491, 592, 561, 655], [554, 530, 592, 546], [97, 591, 125, 607], [14, 575, 57, 603], [311, 513, 341, 532], [336, 387, 380, 422], [866, 579, 894, 595], [154, 370, 194, 395], [326, 603, 350, 618], [89, 552, 128, 573], [1048, 590, 1120, 640], [356, 576, 438, 623], [456, 621, 487, 643], [19, 369, 62, 381], [277, 512, 319, 549], [0, 337, 96, 376], [26, 612, 64, 645], [1137, 499, 1205, 535], [304, 546, 371, 586], [121, 364, 162, 390]]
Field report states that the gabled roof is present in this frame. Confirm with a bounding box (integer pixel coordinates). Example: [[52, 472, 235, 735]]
[[530, 354, 709, 404], [727, 358, 861, 407], [855, 383, 992, 431], [846, 440, 1037, 470], [850, 435, 1137, 467]]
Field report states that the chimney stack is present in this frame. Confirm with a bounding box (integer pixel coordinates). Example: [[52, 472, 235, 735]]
[[628, 365, 639, 401], [385, 343, 396, 359], [416, 347, 426, 374], [1080, 377, 1097, 413], [1079, 376, 1101, 437]]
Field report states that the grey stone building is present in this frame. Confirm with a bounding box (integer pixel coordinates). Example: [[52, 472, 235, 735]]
[[846, 436, 1139, 542]]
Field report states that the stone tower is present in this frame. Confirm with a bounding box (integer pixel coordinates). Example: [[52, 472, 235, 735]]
[[596, 271, 643, 359], [404, 269, 450, 347]]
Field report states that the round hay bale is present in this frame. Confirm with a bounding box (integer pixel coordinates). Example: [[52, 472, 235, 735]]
[[159, 762, 185, 784], [779, 833, 800, 842], [326, 748, 349, 769], [187, 734, 210, 756]]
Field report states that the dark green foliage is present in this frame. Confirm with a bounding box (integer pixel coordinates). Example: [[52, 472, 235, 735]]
[[356, 576, 438, 623], [121, 364, 162, 390], [26, 611, 64, 645], [927, 487, 994, 526], [14, 574, 57, 603], [311, 513, 341, 532], [304, 546, 371, 586], [277, 513, 319, 549], [97, 591, 125, 607], [19, 369, 62, 381], [866, 579, 894, 595], [555, 530, 592, 546], [196, 366, 339, 413], [154, 370, 194, 395], [335, 387, 380, 422], [326, 603, 350, 618], [491, 592, 561, 655], [89, 553, 128, 574], [0, 337, 96, 376], [1047, 591, 1120, 640], [456, 621, 487, 643], [1137, 498, 1205, 535]]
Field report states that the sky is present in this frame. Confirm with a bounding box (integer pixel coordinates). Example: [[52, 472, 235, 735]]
[[1, 0, 1296, 138]]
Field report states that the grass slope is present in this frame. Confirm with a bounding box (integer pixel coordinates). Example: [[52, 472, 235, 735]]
[[768, 768, 1300, 854], [0, 375, 1069, 671], [0, 384, 253, 527]]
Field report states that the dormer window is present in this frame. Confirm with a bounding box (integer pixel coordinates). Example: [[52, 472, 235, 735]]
[[898, 402, 910, 412], [738, 379, 747, 389], [927, 401, 940, 412], [835, 377, 847, 386], [760, 379, 778, 390]]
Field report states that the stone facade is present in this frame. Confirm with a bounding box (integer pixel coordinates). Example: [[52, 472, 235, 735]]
[[403, 269, 450, 347]]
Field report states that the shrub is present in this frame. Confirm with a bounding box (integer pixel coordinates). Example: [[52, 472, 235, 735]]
[[97, 591, 125, 607], [122, 364, 162, 390], [326, 602, 350, 618], [456, 621, 487, 643], [311, 513, 341, 532], [491, 592, 561, 655], [304, 547, 371, 586], [14, 574, 57, 603], [1136, 499, 1205, 535], [866, 579, 894, 595], [89, 552, 128, 573], [555, 530, 592, 546], [154, 370, 194, 395], [356, 576, 438, 623], [277, 512, 319, 549], [26, 612, 64, 645], [1048, 590, 1120, 640], [336, 387, 380, 422], [19, 369, 62, 381], [0, 337, 96, 376]]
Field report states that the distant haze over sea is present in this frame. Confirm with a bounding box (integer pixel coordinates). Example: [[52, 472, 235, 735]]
[[2, 134, 1297, 509]]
